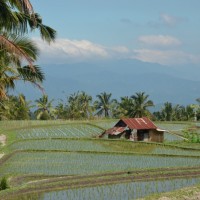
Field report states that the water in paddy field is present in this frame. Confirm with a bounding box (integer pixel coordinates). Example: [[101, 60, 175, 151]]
[[39, 178, 200, 200]]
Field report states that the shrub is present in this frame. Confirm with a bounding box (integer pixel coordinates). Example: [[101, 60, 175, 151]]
[[40, 111, 50, 120], [0, 177, 9, 190], [183, 130, 200, 143]]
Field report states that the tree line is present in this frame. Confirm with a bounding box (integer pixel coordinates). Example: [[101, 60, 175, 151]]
[[0, 91, 199, 121]]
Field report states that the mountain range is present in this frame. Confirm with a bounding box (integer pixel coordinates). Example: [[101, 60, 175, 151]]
[[16, 59, 200, 106]]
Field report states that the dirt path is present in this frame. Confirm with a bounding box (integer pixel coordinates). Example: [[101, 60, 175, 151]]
[[0, 134, 6, 146], [0, 134, 6, 159], [0, 154, 4, 159]]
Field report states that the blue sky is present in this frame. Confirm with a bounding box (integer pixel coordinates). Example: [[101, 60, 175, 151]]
[[31, 0, 200, 66]]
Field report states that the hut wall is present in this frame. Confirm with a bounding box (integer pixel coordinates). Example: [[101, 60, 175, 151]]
[[137, 130, 150, 141], [149, 130, 164, 143]]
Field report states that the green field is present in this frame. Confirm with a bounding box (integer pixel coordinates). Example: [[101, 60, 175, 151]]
[[0, 120, 200, 200]]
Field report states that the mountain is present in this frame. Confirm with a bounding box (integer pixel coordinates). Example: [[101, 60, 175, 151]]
[[16, 59, 200, 105]]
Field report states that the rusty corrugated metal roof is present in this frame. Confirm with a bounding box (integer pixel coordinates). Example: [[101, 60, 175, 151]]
[[121, 117, 157, 130], [106, 127, 126, 135]]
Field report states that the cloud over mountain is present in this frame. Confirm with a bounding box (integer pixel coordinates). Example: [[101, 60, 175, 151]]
[[132, 49, 200, 65], [34, 38, 130, 64], [138, 35, 181, 47], [33, 37, 200, 66]]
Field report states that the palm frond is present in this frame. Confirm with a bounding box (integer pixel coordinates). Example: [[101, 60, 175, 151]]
[[8, 0, 34, 14], [17, 65, 45, 82], [0, 34, 34, 67], [28, 13, 56, 43]]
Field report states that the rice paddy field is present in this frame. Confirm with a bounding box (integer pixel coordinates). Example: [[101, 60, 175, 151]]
[[0, 120, 200, 200]]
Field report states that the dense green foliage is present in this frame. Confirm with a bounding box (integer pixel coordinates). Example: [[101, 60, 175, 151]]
[[183, 130, 200, 143], [0, 177, 9, 190], [1, 91, 200, 121]]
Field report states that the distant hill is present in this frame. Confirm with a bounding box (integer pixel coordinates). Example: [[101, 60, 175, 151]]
[[16, 59, 200, 105]]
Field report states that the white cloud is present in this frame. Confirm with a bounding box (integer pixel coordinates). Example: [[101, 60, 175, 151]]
[[34, 38, 130, 64], [138, 35, 181, 47], [132, 49, 200, 66], [35, 38, 108, 63], [33, 37, 200, 66], [160, 13, 182, 27]]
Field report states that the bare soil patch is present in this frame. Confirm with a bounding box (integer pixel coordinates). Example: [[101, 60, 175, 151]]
[[0, 134, 6, 146], [0, 153, 4, 159]]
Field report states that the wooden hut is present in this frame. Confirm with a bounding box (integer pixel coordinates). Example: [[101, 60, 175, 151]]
[[100, 117, 164, 143]]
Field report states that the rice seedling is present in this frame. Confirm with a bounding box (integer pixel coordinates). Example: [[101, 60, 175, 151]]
[[39, 178, 200, 200], [16, 124, 103, 139], [1, 152, 200, 177]]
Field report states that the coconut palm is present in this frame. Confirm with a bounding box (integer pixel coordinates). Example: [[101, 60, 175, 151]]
[[15, 94, 33, 119], [66, 92, 82, 119], [172, 104, 185, 121], [0, 34, 44, 100], [1, 0, 56, 38], [65, 91, 92, 119], [0, 0, 56, 66], [0, 94, 33, 120], [182, 105, 194, 121], [0, 65, 44, 100], [131, 92, 154, 117], [161, 102, 173, 121], [0, 0, 56, 105], [119, 96, 135, 117], [55, 101, 67, 119], [94, 92, 115, 118], [34, 95, 55, 120], [79, 92, 93, 118], [0, 98, 12, 120]]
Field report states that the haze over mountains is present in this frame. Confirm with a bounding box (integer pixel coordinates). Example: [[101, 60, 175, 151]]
[[17, 59, 200, 106]]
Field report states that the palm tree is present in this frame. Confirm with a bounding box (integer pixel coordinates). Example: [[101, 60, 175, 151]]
[[15, 94, 33, 119], [161, 102, 173, 121], [183, 105, 194, 121], [119, 96, 135, 117], [34, 95, 55, 120], [79, 92, 93, 118], [1, 1, 56, 39], [55, 101, 67, 119], [0, 0, 56, 104], [0, 0, 56, 65], [131, 92, 154, 117], [65, 91, 93, 119], [0, 97, 12, 120], [0, 35, 44, 100], [172, 104, 185, 121], [94, 92, 115, 118], [66, 92, 81, 119], [0, 94, 33, 120]]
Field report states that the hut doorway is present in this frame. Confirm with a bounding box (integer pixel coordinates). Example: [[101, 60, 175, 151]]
[[137, 130, 149, 141]]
